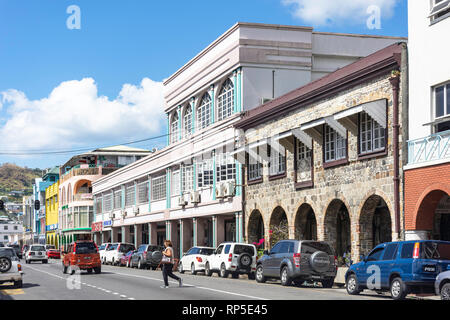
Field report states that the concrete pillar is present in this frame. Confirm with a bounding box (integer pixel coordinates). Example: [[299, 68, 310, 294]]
[[122, 226, 130, 243], [134, 224, 142, 248], [111, 228, 119, 243], [149, 222, 157, 245], [235, 212, 244, 243], [100, 232, 104, 244]]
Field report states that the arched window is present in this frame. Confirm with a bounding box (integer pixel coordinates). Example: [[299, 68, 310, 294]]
[[217, 79, 234, 121], [197, 93, 211, 130], [183, 105, 192, 138], [170, 112, 179, 144]]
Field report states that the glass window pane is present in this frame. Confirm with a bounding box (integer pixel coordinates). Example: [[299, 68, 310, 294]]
[[436, 85, 445, 117]]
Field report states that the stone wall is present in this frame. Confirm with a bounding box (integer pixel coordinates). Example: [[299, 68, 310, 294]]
[[242, 72, 406, 262]]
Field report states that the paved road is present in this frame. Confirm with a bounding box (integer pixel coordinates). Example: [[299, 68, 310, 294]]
[[0, 259, 398, 300]]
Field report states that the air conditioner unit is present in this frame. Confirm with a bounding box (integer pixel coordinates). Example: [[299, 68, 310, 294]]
[[190, 191, 201, 204], [133, 205, 139, 216], [178, 195, 188, 207], [225, 180, 236, 197], [215, 183, 225, 199]]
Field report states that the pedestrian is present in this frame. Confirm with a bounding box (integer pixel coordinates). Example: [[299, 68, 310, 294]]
[[160, 240, 182, 289], [343, 246, 352, 267]]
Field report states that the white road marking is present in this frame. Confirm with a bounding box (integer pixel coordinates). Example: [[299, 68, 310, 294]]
[[110, 271, 268, 300], [25, 265, 135, 300]]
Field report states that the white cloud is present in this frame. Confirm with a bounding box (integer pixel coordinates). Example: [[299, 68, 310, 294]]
[[0, 77, 165, 151], [282, 0, 400, 26]]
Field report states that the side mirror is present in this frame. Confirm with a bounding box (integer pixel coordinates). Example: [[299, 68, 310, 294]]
[[263, 250, 269, 256], [360, 254, 366, 262]]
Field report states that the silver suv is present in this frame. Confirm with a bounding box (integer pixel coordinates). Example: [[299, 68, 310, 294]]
[[255, 240, 337, 288], [25, 244, 48, 264]]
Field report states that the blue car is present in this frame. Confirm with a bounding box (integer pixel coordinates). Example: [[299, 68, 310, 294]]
[[345, 240, 450, 300]]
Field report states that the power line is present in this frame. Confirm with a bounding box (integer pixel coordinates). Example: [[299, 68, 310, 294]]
[[0, 134, 168, 156]]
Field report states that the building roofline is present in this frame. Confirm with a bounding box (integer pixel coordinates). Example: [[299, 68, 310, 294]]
[[235, 42, 406, 130]]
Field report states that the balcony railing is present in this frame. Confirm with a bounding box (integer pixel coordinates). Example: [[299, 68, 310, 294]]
[[60, 164, 126, 184], [408, 129, 450, 165]]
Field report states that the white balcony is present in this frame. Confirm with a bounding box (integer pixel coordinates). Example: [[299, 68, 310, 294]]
[[407, 129, 450, 167]]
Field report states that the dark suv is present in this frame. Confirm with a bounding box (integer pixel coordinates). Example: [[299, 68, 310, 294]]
[[130, 244, 164, 270], [345, 240, 450, 300], [255, 240, 337, 288]]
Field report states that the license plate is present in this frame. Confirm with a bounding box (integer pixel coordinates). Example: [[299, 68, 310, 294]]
[[423, 265, 436, 272]]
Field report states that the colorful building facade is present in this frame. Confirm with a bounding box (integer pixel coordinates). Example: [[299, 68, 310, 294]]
[[45, 180, 59, 248]]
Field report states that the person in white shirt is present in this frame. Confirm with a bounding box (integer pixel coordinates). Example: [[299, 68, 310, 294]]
[[160, 240, 182, 288]]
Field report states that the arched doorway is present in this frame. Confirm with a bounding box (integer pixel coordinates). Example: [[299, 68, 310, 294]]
[[416, 190, 450, 241], [294, 204, 317, 240], [324, 200, 351, 258], [248, 210, 265, 248], [269, 206, 289, 247], [359, 195, 392, 255]]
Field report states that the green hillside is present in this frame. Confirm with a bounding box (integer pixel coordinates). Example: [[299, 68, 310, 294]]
[[0, 163, 42, 198]]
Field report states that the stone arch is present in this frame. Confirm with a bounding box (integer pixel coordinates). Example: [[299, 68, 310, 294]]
[[269, 206, 289, 247], [415, 184, 450, 231], [324, 199, 351, 257], [247, 210, 265, 248], [294, 203, 317, 240], [359, 195, 392, 256]]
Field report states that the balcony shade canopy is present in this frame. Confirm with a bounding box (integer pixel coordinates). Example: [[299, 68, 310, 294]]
[[274, 128, 313, 149], [301, 116, 346, 142], [334, 99, 387, 133]]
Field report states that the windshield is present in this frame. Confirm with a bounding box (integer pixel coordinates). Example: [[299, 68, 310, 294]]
[[233, 245, 255, 256], [75, 242, 97, 254], [98, 244, 106, 251], [421, 242, 450, 260], [46, 245, 56, 249], [31, 245, 46, 251]]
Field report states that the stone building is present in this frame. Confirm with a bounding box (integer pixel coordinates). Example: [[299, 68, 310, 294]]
[[233, 43, 408, 262]]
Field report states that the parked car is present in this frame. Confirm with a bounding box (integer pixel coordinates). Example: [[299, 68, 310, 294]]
[[178, 246, 215, 275], [8, 244, 22, 259], [62, 241, 101, 274], [130, 244, 163, 269], [0, 248, 23, 288], [47, 248, 61, 259], [255, 240, 336, 288], [205, 242, 257, 279], [98, 243, 110, 263], [104, 243, 135, 266], [345, 240, 450, 300], [25, 244, 48, 264], [435, 270, 450, 300], [120, 250, 136, 267]]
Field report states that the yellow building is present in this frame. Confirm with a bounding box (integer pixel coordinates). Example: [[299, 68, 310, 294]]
[[45, 181, 59, 248]]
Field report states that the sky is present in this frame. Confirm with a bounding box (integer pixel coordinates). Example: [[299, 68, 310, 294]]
[[0, 0, 408, 169]]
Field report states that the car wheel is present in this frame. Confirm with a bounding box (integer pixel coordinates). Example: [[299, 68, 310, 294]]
[[390, 277, 408, 300], [205, 263, 212, 277], [280, 266, 292, 286], [248, 272, 256, 280], [220, 263, 229, 278], [138, 259, 143, 269], [178, 262, 185, 274], [441, 283, 450, 300], [126, 260, 130, 268], [191, 263, 197, 275], [293, 279, 304, 287], [111, 258, 115, 266], [86, 268, 93, 274], [14, 280, 23, 288], [43, 260, 48, 264], [0, 257, 12, 273], [346, 274, 361, 295], [256, 265, 266, 283], [321, 278, 334, 288], [94, 267, 101, 274]]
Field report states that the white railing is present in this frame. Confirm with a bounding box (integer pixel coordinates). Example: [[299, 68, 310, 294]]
[[408, 129, 450, 165]]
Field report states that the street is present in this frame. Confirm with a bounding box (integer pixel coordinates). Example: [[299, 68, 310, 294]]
[[0, 259, 395, 301]]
